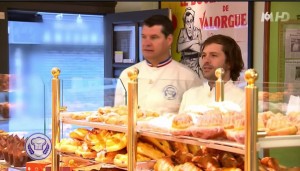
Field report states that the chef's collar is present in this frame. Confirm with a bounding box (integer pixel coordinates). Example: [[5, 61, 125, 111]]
[[146, 57, 172, 68]]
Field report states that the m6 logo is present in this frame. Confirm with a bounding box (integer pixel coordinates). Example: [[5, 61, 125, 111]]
[[261, 12, 290, 22]]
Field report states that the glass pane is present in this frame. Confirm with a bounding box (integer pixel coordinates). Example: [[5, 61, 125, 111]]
[[113, 25, 136, 63], [8, 12, 104, 136], [59, 77, 126, 138]]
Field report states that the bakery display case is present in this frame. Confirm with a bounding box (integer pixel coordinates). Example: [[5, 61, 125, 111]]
[[48, 67, 300, 170], [1, 68, 300, 170]]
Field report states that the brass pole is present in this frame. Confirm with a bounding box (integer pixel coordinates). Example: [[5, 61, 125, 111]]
[[215, 68, 224, 102], [51, 67, 61, 171], [244, 69, 258, 171], [127, 68, 138, 171]]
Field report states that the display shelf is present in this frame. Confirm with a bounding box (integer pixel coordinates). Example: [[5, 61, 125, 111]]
[[139, 130, 245, 155], [62, 118, 127, 133], [62, 118, 300, 156], [61, 118, 245, 155], [258, 135, 300, 149], [60, 153, 155, 171]]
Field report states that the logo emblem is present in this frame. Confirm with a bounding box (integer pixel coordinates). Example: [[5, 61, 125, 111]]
[[163, 85, 177, 100], [25, 133, 51, 160]]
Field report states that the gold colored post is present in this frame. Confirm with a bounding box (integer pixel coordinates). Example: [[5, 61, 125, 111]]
[[127, 68, 139, 171], [51, 67, 61, 171], [215, 68, 224, 102], [244, 69, 258, 171]]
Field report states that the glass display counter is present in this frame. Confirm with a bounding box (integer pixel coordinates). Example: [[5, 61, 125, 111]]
[[1, 68, 300, 170], [52, 68, 300, 170]]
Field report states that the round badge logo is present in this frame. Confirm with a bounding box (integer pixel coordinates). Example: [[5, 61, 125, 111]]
[[25, 133, 52, 160], [163, 85, 177, 100]]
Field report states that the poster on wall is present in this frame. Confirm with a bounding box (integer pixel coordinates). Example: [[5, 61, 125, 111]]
[[161, 2, 250, 79], [284, 29, 300, 59]]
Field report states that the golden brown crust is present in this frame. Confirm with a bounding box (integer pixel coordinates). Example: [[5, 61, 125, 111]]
[[55, 138, 82, 153], [169, 141, 189, 153], [172, 150, 193, 164], [267, 126, 298, 136], [139, 136, 174, 156], [260, 157, 280, 171], [95, 148, 126, 164], [75, 145, 97, 159], [71, 112, 91, 120], [113, 153, 152, 168], [69, 128, 89, 141], [137, 142, 165, 160], [154, 157, 174, 171], [187, 144, 201, 155], [105, 132, 127, 152], [181, 162, 203, 171], [192, 154, 220, 170], [219, 152, 239, 168]]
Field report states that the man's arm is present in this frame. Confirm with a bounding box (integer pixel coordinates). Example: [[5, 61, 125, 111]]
[[114, 73, 127, 107], [177, 28, 201, 53]]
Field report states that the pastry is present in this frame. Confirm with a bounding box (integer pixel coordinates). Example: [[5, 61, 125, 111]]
[[260, 157, 280, 171], [139, 136, 173, 156], [154, 157, 174, 171], [55, 138, 82, 153], [174, 162, 202, 171], [266, 114, 298, 136], [172, 114, 194, 129], [71, 112, 92, 120], [219, 152, 239, 168], [172, 150, 193, 164], [187, 144, 201, 155], [69, 128, 89, 141], [75, 144, 97, 159], [105, 132, 127, 152], [192, 154, 220, 170], [113, 153, 151, 168], [169, 141, 189, 153], [137, 142, 165, 160], [95, 148, 126, 164]]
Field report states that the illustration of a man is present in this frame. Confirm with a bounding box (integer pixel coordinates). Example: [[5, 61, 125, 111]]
[[177, 7, 202, 77], [292, 39, 300, 52]]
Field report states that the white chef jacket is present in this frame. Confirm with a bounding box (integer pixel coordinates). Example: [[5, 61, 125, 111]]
[[114, 59, 202, 114], [179, 80, 245, 114]]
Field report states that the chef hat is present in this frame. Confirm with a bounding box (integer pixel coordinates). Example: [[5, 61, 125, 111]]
[[183, 7, 195, 21]]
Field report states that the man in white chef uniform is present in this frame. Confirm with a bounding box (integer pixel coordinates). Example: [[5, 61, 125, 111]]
[[179, 34, 245, 114], [115, 15, 202, 114]]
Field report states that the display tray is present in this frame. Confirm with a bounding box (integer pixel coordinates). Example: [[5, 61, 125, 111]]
[[258, 134, 300, 149], [61, 115, 300, 154], [62, 118, 127, 133], [61, 153, 155, 171]]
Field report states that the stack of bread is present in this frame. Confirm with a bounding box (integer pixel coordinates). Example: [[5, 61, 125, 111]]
[[287, 111, 300, 134], [55, 128, 175, 169], [258, 111, 298, 136], [154, 146, 245, 171], [154, 145, 284, 171], [170, 101, 246, 143], [68, 105, 160, 125]]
